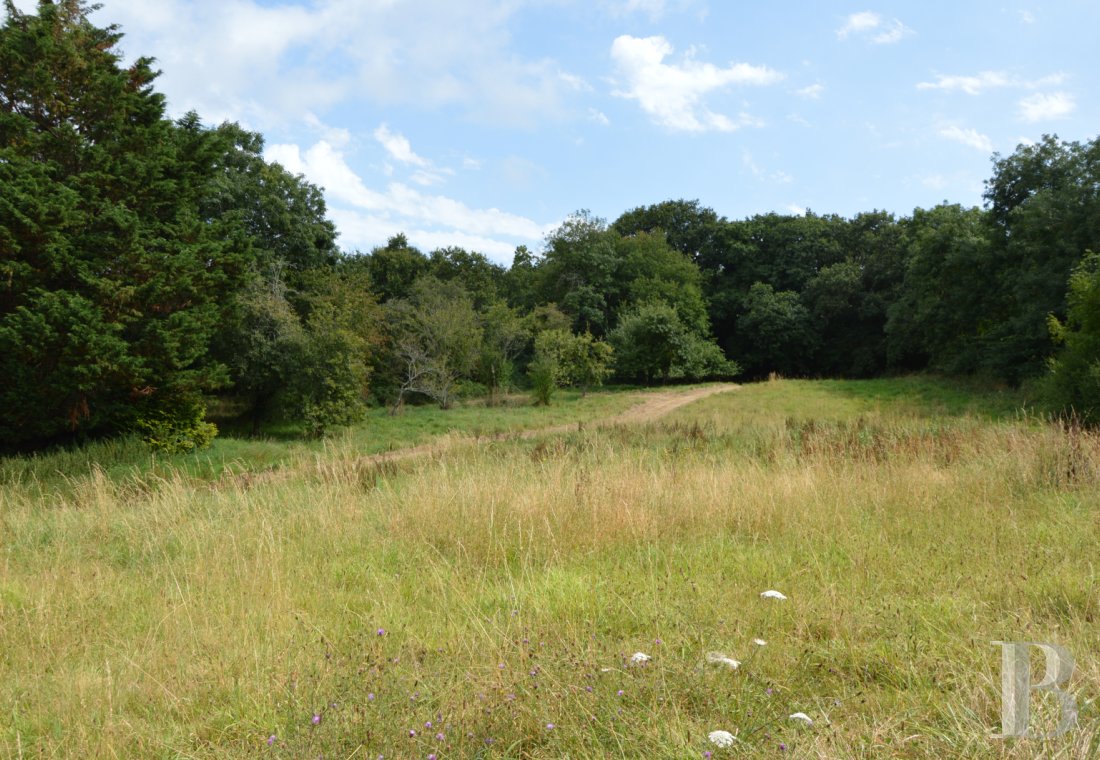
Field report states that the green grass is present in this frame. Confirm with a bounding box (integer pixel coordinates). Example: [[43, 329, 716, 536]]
[[1, 377, 1097, 758], [0, 388, 642, 501]]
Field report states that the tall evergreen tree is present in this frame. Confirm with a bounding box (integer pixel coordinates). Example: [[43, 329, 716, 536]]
[[0, 1, 248, 449]]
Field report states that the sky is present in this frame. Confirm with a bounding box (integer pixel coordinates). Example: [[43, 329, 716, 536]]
[[12, 0, 1100, 263]]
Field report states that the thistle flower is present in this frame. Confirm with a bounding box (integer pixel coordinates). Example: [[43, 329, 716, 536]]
[[708, 730, 735, 747], [789, 712, 813, 725], [760, 590, 787, 600], [311, 713, 321, 725], [267, 735, 276, 746]]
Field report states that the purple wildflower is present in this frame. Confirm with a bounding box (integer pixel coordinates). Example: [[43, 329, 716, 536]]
[[377, 628, 385, 636], [546, 723, 555, 730], [435, 732, 445, 741], [267, 735, 276, 746], [311, 714, 321, 725]]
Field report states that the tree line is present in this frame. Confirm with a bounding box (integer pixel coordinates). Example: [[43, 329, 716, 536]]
[[2, 0, 1099, 453]]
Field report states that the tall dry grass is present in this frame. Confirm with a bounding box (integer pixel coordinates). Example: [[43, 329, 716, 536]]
[[1, 381, 1099, 757]]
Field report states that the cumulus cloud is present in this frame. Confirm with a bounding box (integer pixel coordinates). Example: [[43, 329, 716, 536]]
[[917, 71, 1065, 95], [70, 0, 587, 130], [265, 140, 551, 261], [373, 124, 431, 168], [837, 11, 913, 44], [1018, 92, 1076, 122], [610, 35, 783, 132], [938, 125, 993, 153]]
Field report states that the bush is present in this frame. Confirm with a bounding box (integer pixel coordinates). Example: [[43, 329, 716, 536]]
[[136, 395, 218, 454]]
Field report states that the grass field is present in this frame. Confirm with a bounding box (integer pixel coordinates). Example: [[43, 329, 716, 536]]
[[2, 377, 1099, 758]]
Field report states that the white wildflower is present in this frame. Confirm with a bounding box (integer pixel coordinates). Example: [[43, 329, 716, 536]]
[[753, 638, 767, 646], [760, 590, 787, 600], [630, 651, 651, 664], [789, 712, 813, 724], [705, 652, 741, 669], [708, 729, 735, 747]]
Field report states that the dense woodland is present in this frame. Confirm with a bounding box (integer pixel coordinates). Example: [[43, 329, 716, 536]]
[[2, 0, 1099, 453]]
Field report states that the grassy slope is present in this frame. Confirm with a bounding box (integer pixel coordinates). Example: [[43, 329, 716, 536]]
[[1, 378, 1098, 758]]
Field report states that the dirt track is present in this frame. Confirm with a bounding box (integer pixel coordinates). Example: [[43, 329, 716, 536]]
[[225, 384, 738, 489], [362, 383, 739, 466]]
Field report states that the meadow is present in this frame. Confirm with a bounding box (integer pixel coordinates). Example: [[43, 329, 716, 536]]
[[2, 378, 1099, 758]]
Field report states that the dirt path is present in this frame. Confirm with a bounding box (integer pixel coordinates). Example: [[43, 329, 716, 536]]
[[225, 384, 738, 489], [361, 383, 739, 466]]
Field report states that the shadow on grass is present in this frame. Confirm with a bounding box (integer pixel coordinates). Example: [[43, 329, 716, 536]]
[[810, 374, 1036, 420]]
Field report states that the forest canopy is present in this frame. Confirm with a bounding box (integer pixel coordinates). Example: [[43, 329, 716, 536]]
[[2, 0, 1099, 453]]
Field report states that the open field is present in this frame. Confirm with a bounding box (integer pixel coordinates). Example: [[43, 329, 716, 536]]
[[2, 378, 1099, 758]]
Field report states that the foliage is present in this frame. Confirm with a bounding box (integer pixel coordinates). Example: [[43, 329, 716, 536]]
[[735, 283, 815, 377], [528, 355, 558, 406], [0, 1, 248, 449], [1045, 252, 1100, 425], [477, 300, 529, 404], [532, 329, 614, 396], [608, 301, 731, 382], [385, 277, 483, 412]]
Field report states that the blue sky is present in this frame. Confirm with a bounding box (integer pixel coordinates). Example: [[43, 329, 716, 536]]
[[14, 0, 1100, 262]]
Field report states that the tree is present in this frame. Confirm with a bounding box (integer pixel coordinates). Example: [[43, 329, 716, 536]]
[[735, 283, 815, 377], [362, 234, 428, 302], [982, 135, 1100, 381], [1045, 252, 1100, 425], [608, 301, 732, 383], [612, 199, 723, 264], [536, 211, 620, 334], [201, 122, 338, 288], [531, 329, 613, 397], [219, 265, 305, 434], [886, 205, 994, 373], [477, 300, 528, 404], [427, 246, 505, 309], [385, 277, 482, 412], [0, 1, 249, 450]]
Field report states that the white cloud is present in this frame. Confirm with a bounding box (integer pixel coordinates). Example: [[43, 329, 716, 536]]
[[917, 71, 1065, 95], [872, 19, 913, 44], [77, 0, 587, 130], [304, 113, 351, 148], [1019, 9, 1036, 24], [265, 140, 551, 261], [837, 11, 881, 39], [1019, 92, 1076, 122], [938, 125, 993, 153], [785, 204, 807, 216], [373, 124, 431, 168], [610, 34, 783, 132], [795, 84, 824, 100], [837, 11, 912, 44]]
